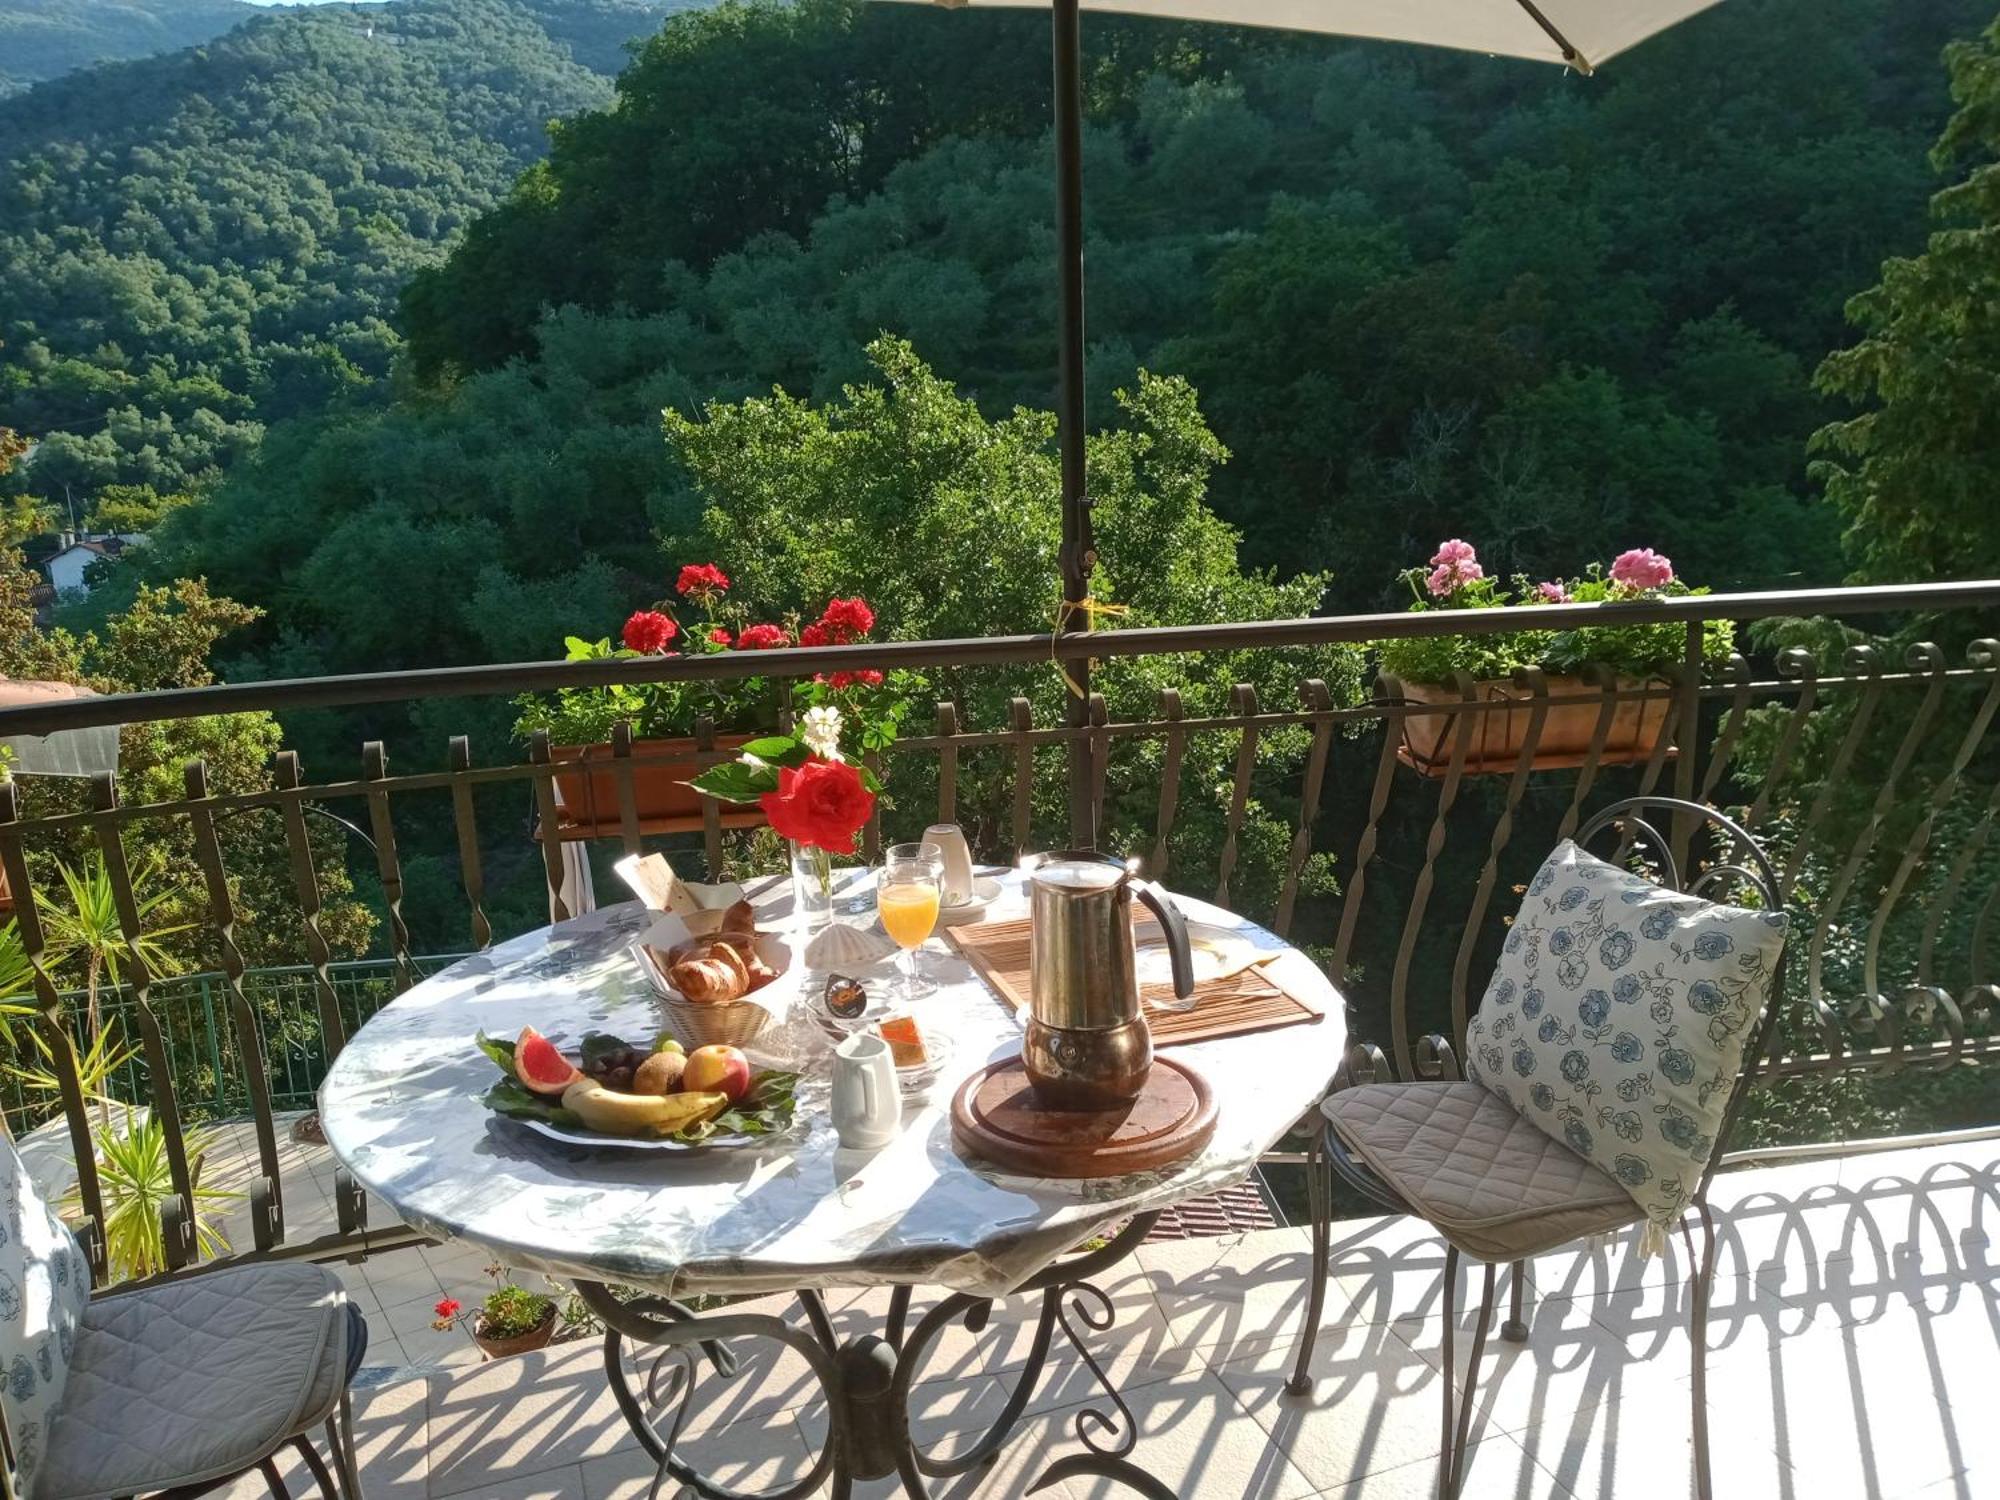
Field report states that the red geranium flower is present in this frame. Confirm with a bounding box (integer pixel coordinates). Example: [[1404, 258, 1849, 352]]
[[621, 610, 677, 654], [821, 669, 884, 690], [434, 1297, 461, 1319], [797, 621, 832, 649], [759, 759, 875, 854], [708, 627, 732, 647], [736, 623, 789, 651], [676, 563, 730, 599], [817, 596, 875, 643]]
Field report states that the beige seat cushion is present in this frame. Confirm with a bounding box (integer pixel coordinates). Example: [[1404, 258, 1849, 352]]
[[38, 1263, 349, 1500], [1324, 1081, 1643, 1262]]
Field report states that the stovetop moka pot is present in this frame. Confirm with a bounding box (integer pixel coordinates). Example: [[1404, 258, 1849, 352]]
[[1022, 852, 1194, 1110]]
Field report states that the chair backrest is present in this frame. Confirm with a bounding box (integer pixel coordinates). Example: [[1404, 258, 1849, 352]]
[[1572, 796, 1789, 1204], [0, 1129, 90, 1500]]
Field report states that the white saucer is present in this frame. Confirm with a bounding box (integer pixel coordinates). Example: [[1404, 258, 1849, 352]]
[[934, 876, 1002, 926]]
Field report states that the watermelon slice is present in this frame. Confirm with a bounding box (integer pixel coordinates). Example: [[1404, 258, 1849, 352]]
[[514, 1026, 581, 1095]]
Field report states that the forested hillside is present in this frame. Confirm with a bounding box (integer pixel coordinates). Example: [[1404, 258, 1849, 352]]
[[0, 0, 251, 95], [122, 0, 1980, 701], [0, 0, 640, 501]]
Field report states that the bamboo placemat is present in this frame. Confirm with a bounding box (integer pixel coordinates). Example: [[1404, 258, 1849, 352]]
[[942, 914, 1323, 1047]]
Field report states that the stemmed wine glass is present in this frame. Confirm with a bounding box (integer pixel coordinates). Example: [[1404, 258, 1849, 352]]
[[876, 842, 944, 1002]]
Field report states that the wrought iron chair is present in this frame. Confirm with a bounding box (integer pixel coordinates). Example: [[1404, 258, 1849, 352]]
[[0, 1127, 369, 1500], [1287, 797, 1790, 1500]]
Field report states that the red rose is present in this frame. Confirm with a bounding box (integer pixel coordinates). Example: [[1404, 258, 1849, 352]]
[[759, 758, 875, 854], [817, 596, 875, 643], [797, 621, 832, 648], [676, 563, 730, 598], [621, 610, 677, 654], [708, 627, 732, 647], [736, 623, 789, 651]]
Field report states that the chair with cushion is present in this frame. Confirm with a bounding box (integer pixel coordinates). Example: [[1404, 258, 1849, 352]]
[[0, 1130, 368, 1500], [1288, 796, 1791, 1500]]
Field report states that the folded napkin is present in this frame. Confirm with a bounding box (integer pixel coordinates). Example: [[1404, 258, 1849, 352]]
[[614, 852, 745, 914]]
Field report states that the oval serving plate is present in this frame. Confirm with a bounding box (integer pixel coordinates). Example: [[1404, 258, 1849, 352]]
[[503, 1115, 775, 1153]]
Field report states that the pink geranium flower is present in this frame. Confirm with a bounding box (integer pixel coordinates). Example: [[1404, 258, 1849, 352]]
[[1534, 581, 1570, 604], [1424, 539, 1484, 598], [1609, 548, 1674, 591]]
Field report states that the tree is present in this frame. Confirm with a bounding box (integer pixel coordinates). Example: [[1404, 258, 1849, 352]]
[[0, 0, 622, 500], [668, 337, 1356, 903], [1812, 12, 2000, 585]]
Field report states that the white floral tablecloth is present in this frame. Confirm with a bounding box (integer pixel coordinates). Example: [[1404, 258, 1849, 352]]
[[318, 870, 1347, 1298]]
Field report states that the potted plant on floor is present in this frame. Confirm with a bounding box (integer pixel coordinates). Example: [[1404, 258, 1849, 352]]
[[1377, 542, 1733, 776], [513, 567, 901, 837], [432, 1266, 558, 1359]]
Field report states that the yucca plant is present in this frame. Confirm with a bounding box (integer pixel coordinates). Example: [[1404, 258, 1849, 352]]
[[8, 1017, 137, 1109], [37, 854, 190, 1125], [63, 1104, 238, 1283], [0, 918, 35, 1046]]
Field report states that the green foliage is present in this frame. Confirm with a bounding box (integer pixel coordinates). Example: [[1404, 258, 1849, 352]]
[[62, 1105, 239, 1283], [0, 0, 252, 96], [390, 0, 1978, 609], [1375, 558, 1735, 686], [398, 0, 1236, 378], [1813, 11, 2000, 586], [478, 1282, 553, 1340], [666, 337, 1354, 877], [0, 0, 624, 501], [86, 484, 192, 535]]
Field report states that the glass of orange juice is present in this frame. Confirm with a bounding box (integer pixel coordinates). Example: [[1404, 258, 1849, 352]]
[[878, 842, 944, 1001]]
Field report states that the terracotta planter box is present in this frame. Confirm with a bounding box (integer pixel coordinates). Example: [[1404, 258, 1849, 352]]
[[549, 735, 760, 836], [1387, 674, 1674, 777], [473, 1303, 556, 1360]]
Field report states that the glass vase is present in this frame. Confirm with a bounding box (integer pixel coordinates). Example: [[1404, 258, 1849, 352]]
[[790, 840, 834, 933]]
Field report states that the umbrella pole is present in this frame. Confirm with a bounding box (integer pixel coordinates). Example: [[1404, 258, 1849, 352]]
[[1052, 0, 1095, 848]]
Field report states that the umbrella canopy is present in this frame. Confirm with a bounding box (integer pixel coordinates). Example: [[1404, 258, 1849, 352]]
[[887, 0, 1723, 72], [885, 0, 1729, 844]]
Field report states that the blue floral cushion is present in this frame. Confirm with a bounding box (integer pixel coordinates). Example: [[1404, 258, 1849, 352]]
[[1465, 840, 1789, 1243], [0, 1132, 90, 1498]]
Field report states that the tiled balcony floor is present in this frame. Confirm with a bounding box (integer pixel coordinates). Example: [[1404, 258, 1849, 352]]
[[176, 1132, 2000, 1498]]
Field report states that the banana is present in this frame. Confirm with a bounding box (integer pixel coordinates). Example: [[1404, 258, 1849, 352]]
[[562, 1080, 727, 1138]]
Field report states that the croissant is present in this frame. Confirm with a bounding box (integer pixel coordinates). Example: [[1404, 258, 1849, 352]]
[[670, 955, 747, 1003], [742, 952, 779, 993], [720, 899, 757, 938]]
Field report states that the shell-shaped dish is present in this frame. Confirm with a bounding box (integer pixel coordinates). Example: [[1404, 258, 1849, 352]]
[[804, 921, 898, 970]]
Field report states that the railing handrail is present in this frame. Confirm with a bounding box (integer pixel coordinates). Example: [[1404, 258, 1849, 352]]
[[1, 579, 1992, 737]]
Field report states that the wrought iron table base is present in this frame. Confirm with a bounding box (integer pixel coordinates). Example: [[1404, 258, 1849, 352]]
[[576, 1213, 1176, 1499]]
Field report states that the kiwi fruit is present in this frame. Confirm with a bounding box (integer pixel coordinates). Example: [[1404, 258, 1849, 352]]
[[633, 1049, 687, 1096]]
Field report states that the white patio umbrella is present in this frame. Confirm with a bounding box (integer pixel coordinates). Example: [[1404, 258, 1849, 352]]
[[885, 0, 1728, 842]]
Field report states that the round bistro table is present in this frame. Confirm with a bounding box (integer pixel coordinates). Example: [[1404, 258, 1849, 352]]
[[319, 870, 1346, 1498]]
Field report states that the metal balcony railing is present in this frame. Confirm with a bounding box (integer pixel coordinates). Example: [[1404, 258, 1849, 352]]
[[0, 578, 1993, 1286]]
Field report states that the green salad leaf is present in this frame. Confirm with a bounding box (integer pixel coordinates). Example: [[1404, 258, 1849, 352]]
[[481, 1077, 584, 1129], [475, 1030, 517, 1073]]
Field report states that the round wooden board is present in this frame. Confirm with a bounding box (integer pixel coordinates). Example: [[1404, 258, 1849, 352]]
[[951, 1055, 1217, 1179]]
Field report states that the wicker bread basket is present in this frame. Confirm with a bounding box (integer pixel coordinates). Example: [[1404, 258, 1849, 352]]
[[630, 909, 796, 1049]]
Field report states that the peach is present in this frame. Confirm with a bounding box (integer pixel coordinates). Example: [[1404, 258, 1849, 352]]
[[681, 1044, 751, 1104]]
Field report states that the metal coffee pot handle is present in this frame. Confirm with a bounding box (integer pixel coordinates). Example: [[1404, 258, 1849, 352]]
[[1129, 872, 1195, 1000]]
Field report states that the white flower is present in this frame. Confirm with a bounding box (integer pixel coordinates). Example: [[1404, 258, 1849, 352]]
[[800, 705, 845, 762]]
